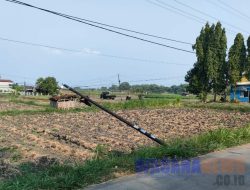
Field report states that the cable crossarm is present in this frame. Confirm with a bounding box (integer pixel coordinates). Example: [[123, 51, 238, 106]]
[[63, 84, 166, 146]]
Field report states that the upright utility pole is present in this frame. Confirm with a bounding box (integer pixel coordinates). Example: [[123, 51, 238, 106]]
[[24, 81, 26, 96], [118, 74, 122, 100], [118, 74, 121, 87]]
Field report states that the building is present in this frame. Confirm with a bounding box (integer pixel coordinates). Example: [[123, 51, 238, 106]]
[[50, 94, 81, 109], [0, 79, 14, 93], [230, 77, 250, 102], [19, 85, 36, 96]]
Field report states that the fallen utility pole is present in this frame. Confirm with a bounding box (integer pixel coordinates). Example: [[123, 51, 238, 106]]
[[63, 84, 165, 146]]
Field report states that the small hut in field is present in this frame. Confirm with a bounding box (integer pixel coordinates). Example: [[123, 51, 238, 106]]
[[50, 94, 80, 109]]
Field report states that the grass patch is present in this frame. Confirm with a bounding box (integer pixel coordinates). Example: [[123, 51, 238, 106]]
[[0, 107, 96, 117], [102, 98, 180, 110], [0, 147, 22, 163], [0, 98, 179, 117], [3, 96, 250, 117], [9, 99, 49, 108], [1, 125, 250, 189], [185, 102, 250, 112], [144, 93, 196, 100]]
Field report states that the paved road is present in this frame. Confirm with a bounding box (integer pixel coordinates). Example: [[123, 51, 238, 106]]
[[85, 144, 250, 190]]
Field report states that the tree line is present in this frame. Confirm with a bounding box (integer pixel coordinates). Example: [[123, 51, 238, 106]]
[[101, 82, 187, 94], [185, 22, 250, 102]]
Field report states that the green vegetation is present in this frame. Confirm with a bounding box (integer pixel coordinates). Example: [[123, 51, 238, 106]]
[[0, 98, 180, 117], [1, 125, 250, 190], [11, 84, 25, 94], [143, 93, 196, 100], [9, 99, 49, 108], [3, 96, 250, 117], [185, 24, 250, 102], [102, 98, 181, 110], [184, 101, 250, 112], [36, 77, 59, 95], [186, 22, 227, 102], [0, 147, 23, 162], [0, 107, 92, 117], [228, 33, 247, 99], [247, 36, 250, 78], [101, 83, 188, 95], [119, 82, 130, 91]]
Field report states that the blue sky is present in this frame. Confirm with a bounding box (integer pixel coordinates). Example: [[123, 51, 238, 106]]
[[0, 0, 250, 88]]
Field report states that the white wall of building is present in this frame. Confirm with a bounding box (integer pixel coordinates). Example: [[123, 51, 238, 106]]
[[0, 81, 14, 93]]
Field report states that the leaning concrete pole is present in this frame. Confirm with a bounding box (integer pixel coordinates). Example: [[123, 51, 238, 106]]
[[63, 84, 165, 146]]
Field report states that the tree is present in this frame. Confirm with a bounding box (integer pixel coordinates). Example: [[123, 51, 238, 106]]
[[209, 22, 227, 101], [109, 85, 119, 91], [246, 36, 250, 78], [186, 22, 227, 102], [119, 82, 130, 91], [186, 23, 212, 101], [12, 83, 24, 93], [36, 77, 58, 95], [185, 63, 203, 95], [100, 86, 108, 91], [228, 33, 246, 98]]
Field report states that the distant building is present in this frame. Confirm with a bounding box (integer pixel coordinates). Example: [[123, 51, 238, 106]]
[[230, 76, 250, 102], [24, 86, 36, 96], [0, 79, 14, 93]]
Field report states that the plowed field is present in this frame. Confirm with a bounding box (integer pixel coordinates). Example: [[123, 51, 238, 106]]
[[0, 102, 43, 111], [1, 108, 249, 163]]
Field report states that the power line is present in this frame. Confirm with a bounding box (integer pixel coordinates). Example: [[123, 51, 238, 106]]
[[1, 0, 193, 45], [129, 76, 183, 83], [52, 14, 193, 46], [146, 0, 205, 24], [76, 76, 184, 88], [34, 7, 192, 46], [216, 0, 250, 21], [154, 0, 248, 34], [154, 0, 208, 23], [3, 0, 195, 54], [206, 0, 240, 19], [0, 36, 190, 66], [173, 0, 249, 34], [0, 37, 81, 53], [146, 0, 239, 35]]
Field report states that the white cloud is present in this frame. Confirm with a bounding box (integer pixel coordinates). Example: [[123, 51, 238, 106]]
[[41, 47, 101, 56], [81, 48, 101, 55], [41, 47, 63, 55]]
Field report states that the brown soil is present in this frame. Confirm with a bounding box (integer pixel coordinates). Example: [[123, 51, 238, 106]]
[[0, 108, 249, 165], [0, 102, 43, 111]]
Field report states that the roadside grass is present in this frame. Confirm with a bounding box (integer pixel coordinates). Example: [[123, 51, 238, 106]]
[[1, 125, 250, 190]]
